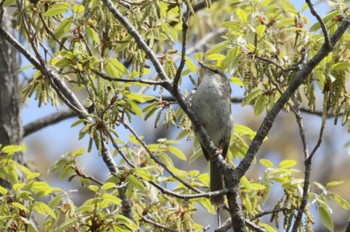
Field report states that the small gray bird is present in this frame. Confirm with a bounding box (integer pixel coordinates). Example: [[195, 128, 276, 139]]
[[192, 62, 233, 205]]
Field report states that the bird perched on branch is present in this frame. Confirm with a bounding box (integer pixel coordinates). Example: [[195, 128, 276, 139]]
[[192, 62, 233, 206]]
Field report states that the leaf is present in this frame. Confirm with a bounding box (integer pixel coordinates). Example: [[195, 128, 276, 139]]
[[102, 193, 122, 205], [54, 18, 72, 39], [3, 0, 15, 7], [185, 57, 197, 73], [329, 192, 350, 211], [33, 202, 57, 219], [205, 41, 231, 56], [127, 175, 145, 191], [236, 8, 247, 22], [43, 2, 70, 17], [242, 87, 262, 106], [331, 62, 350, 71], [0, 185, 8, 195], [12, 202, 29, 212], [1, 144, 25, 155], [230, 77, 243, 86], [318, 205, 334, 232], [168, 146, 187, 161], [72, 148, 86, 157], [256, 25, 266, 38], [260, 159, 273, 168], [85, 26, 101, 44], [326, 181, 344, 187], [278, 160, 296, 168], [101, 182, 116, 190]]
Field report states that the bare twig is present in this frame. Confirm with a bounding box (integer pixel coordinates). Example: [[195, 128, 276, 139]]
[[306, 0, 330, 47], [291, 97, 327, 231], [141, 216, 179, 232], [250, 208, 288, 221], [93, 70, 168, 86], [173, 12, 189, 90], [292, 96, 310, 159], [215, 218, 266, 232], [23, 110, 76, 137]]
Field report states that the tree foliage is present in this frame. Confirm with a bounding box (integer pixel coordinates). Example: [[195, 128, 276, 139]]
[[1, 0, 350, 231]]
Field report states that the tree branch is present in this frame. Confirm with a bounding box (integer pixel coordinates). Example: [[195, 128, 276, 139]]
[[306, 0, 330, 47], [23, 110, 76, 137], [173, 12, 189, 90], [236, 18, 350, 178], [0, 26, 88, 116], [93, 70, 168, 86]]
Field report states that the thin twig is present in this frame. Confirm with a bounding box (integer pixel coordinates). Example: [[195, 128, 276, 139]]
[[292, 96, 310, 159], [93, 70, 167, 86], [291, 98, 327, 231], [141, 216, 179, 232], [306, 0, 330, 47], [250, 208, 288, 221], [173, 12, 189, 90]]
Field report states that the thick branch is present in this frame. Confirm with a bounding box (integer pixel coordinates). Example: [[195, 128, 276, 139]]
[[23, 110, 76, 137]]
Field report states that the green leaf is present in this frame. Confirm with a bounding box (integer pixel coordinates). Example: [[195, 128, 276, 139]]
[[236, 8, 247, 22], [242, 87, 262, 106], [256, 25, 266, 38], [278, 160, 296, 168], [168, 146, 187, 161], [72, 148, 86, 157], [127, 175, 144, 191], [261, 223, 277, 232], [205, 41, 231, 56], [250, 183, 266, 190], [54, 18, 72, 39], [193, 52, 203, 61], [33, 202, 57, 219], [318, 205, 334, 232], [115, 214, 138, 230], [101, 182, 116, 190], [331, 62, 350, 71], [12, 202, 29, 212], [43, 2, 70, 17], [3, 0, 15, 7], [126, 92, 155, 103], [326, 181, 344, 187], [85, 26, 101, 44], [1, 144, 25, 155], [329, 192, 350, 211], [260, 159, 273, 168], [198, 198, 216, 214], [185, 57, 197, 73], [27, 172, 40, 180], [0, 185, 8, 195], [88, 185, 99, 192], [230, 77, 243, 86], [102, 193, 122, 206]]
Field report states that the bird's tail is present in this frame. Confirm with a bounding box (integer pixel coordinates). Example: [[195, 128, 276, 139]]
[[210, 161, 224, 205]]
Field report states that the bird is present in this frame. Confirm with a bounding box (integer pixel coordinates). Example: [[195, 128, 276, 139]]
[[191, 62, 233, 206]]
